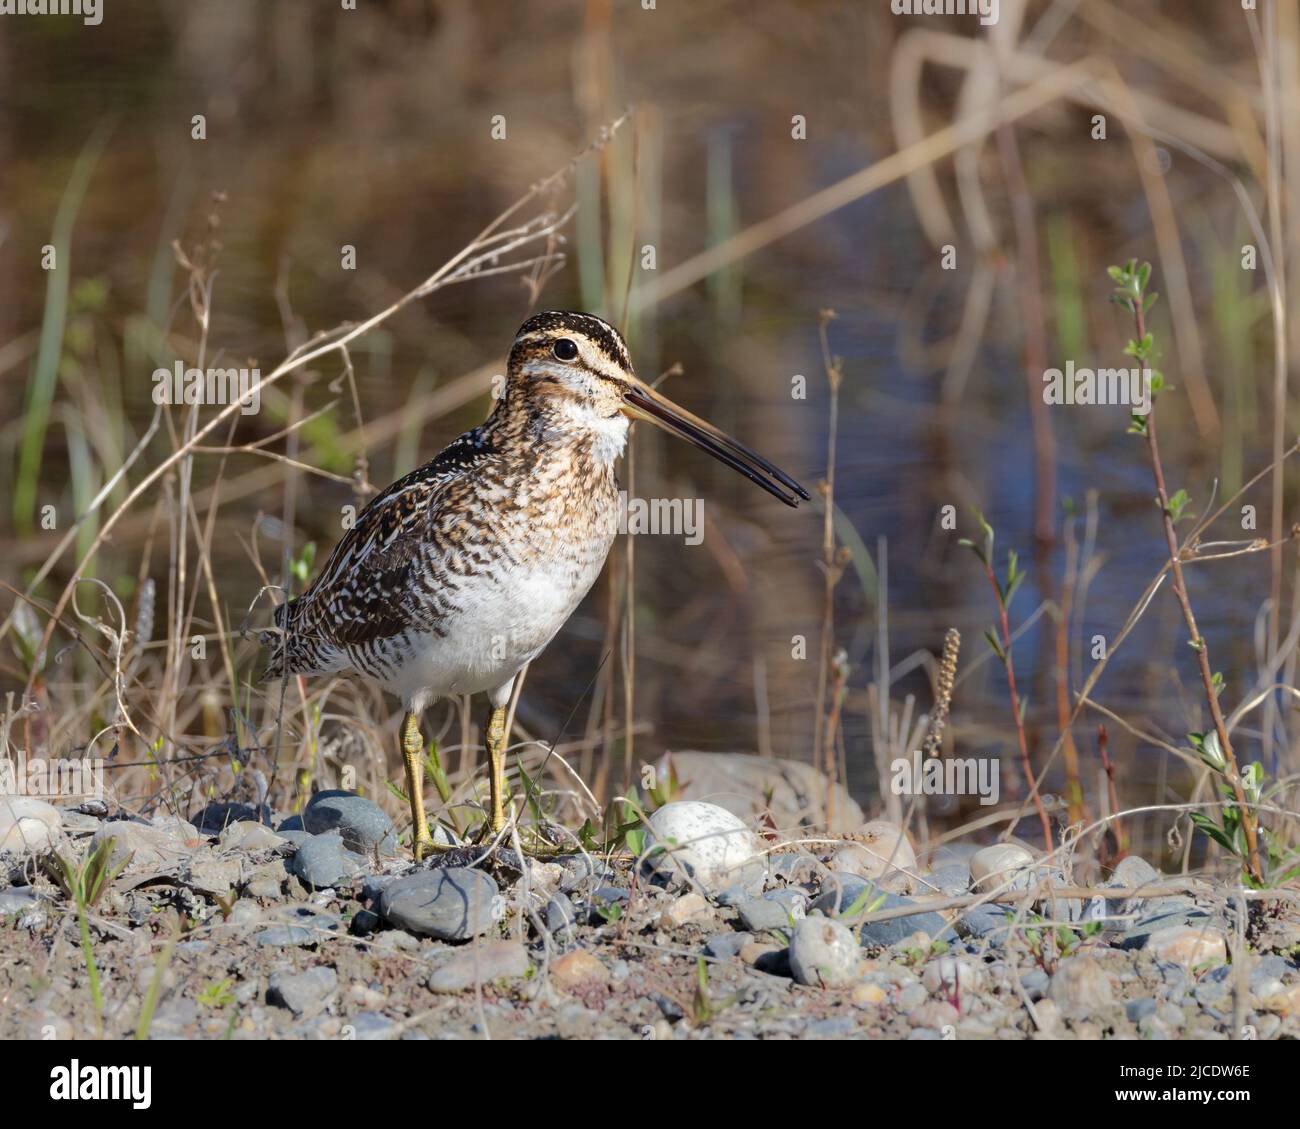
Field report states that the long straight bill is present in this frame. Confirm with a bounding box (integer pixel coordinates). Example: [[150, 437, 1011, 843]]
[[621, 385, 809, 507]]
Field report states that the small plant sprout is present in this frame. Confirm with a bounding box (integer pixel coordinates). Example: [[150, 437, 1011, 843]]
[[960, 512, 1052, 848]]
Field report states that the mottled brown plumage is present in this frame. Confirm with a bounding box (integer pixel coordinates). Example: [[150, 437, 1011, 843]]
[[261, 311, 806, 854]]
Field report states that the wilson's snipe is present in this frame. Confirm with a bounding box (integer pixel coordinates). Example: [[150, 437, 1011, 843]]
[[263, 311, 807, 859]]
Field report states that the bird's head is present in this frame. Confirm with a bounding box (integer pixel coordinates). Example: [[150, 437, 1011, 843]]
[[506, 310, 809, 507]]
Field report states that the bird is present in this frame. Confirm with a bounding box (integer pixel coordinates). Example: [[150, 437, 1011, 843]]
[[262, 311, 808, 859]]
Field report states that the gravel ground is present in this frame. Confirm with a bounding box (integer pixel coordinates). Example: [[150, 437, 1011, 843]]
[[2, 795, 1299, 1041]]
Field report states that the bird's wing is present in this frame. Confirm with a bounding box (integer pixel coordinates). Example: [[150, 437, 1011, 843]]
[[286, 426, 494, 647]]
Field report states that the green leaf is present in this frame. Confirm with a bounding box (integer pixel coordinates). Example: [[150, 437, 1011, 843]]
[[1190, 811, 1236, 853]]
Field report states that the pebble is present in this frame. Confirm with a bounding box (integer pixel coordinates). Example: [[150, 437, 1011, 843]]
[[545, 892, 579, 939], [789, 916, 861, 987], [660, 891, 712, 929], [550, 948, 610, 990], [267, 966, 337, 1017], [1126, 997, 1158, 1022], [218, 822, 286, 852], [379, 867, 500, 941], [349, 1012, 398, 1040], [830, 821, 916, 884], [1020, 968, 1049, 1000], [290, 831, 368, 890], [644, 801, 765, 893], [910, 999, 958, 1032], [737, 897, 798, 934], [969, 843, 1036, 894], [852, 982, 887, 1006], [0, 886, 43, 915], [705, 931, 753, 960], [807, 1015, 858, 1037], [191, 802, 270, 834], [1145, 924, 1228, 970], [428, 940, 530, 992], [0, 797, 62, 853], [302, 790, 400, 856], [1049, 955, 1116, 1018], [922, 863, 971, 897], [956, 904, 1013, 945], [90, 815, 200, 872], [183, 852, 245, 896]]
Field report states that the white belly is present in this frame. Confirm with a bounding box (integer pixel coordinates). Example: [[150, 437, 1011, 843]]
[[367, 541, 611, 709]]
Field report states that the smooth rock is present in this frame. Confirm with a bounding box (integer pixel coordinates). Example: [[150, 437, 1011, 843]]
[[218, 822, 286, 852], [379, 867, 500, 941], [0, 797, 62, 853], [267, 966, 337, 1017], [191, 802, 270, 835], [302, 790, 399, 856], [1146, 924, 1228, 970], [183, 851, 245, 896], [641, 751, 864, 832], [350, 1012, 398, 1040], [0, 886, 44, 915], [290, 831, 368, 890], [660, 891, 712, 929], [705, 931, 753, 960], [789, 917, 861, 987], [923, 863, 971, 898], [90, 816, 200, 873], [737, 897, 798, 934], [969, 843, 1036, 894], [428, 941, 529, 992], [644, 801, 764, 893], [812, 874, 946, 946], [1049, 955, 1116, 1018], [545, 892, 578, 939], [549, 948, 609, 991], [829, 821, 916, 885]]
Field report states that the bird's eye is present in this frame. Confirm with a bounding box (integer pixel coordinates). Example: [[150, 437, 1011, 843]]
[[552, 338, 579, 362]]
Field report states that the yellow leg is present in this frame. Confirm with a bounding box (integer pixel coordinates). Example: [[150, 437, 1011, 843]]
[[486, 705, 508, 834], [401, 710, 435, 861]]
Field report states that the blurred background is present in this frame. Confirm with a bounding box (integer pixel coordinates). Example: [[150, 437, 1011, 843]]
[[0, 0, 1295, 865]]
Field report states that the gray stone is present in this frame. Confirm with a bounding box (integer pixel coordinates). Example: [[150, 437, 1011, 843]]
[[1126, 997, 1158, 1022], [277, 814, 305, 833], [379, 867, 500, 941], [268, 966, 338, 1017], [737, 897, 797, 934], [0, 887, 42, 915], [428, 940, 530, 992], [1050, 956, 1116, 1018], [811, 875, 946, 946], [1119, 905, 1221, 950], [350, 1011, 397, 1040], [290, 831, 368, 890], [807, 1015, 857, 1037], [705, 931, 753, 960], [218, 822, 286, 852], [923, 864, 971, 897], [191, 802, 271, 835], [1020, 968, 1049, 1000], [350, 909, 382, 935], [255, 925, 324, 947], [953, 904, 1013, 945], [545, 892, 578, 939], [303, 790, 400, 856], [789, 916, 861, 987]]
